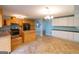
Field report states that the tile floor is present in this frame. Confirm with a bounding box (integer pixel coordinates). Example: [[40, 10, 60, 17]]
[[11, 36, 79, 54]]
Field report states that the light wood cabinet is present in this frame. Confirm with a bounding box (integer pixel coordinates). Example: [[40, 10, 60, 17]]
[[22, 19, 36, 44], [23, 30, 36, 44], [25, 19, 35, 30], [6, 17, 23, 26], [11, 36, 23, 51], [0, 8, 3, 27]]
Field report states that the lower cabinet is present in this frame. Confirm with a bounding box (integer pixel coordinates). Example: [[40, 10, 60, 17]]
[[52, 30, 79, 42], [11, 30, 36, 51], [23, 30, 36, 44], [74, 32, 79, 42], [52, 30, 74, 41], [11, 36, 23, 51], [0, 8, 3, 27]]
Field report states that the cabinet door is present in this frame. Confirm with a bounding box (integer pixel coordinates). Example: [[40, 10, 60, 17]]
[[11, 37, 22, 51], [0, 8, 2, 27], [52, 30, 74, 41], [74, 33, 79, 42], [24, 31, 36, 43], [29, 32, 36, 42], [24, 32, 30, 43]]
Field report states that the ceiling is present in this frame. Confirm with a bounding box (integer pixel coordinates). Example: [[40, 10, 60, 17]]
[[2, 5, 74, 18]]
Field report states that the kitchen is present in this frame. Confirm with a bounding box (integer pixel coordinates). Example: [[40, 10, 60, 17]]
[[0, 6, 36, 53], [0, 5, 79, 54]]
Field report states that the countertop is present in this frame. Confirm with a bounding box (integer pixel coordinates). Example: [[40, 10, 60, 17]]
[[0, 26, 10, 37], [0, 32, 10, 37], [53, 26, 79, 33]]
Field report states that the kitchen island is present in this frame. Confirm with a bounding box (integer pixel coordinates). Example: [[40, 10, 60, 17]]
[[0, 31, 11, 54]]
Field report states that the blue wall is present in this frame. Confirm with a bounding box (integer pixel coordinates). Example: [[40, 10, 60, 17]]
[[35, 18, 52, 36], [35, 19, 43, 36], [43, 19, 52, 36]]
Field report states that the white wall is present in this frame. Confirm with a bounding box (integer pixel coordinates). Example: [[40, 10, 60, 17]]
[[73, 6, 79, 42], [74, 6, 79, 28]]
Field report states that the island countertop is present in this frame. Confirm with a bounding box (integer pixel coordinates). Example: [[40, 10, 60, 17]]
[[0, 26, 10, 37]]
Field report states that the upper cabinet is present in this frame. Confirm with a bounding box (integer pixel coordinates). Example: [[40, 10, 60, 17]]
[[6, 17, 22, 26], [0, 8, 3, 27], [52, 16, 74, 26]]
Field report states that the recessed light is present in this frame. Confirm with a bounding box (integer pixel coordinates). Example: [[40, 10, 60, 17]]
[[11, 14, 26, 19]]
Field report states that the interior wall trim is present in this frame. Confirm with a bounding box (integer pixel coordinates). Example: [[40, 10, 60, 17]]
[[54, 14, 74, 19], [53, 26, 79, 33]]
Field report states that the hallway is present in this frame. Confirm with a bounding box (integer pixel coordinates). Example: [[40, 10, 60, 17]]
[[12, 36, 79, 54]]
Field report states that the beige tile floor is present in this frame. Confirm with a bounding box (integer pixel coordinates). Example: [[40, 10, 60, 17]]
[[11, 36, 79, 54]]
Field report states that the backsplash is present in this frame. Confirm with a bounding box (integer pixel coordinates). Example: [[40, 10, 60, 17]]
[[0, 26, 10, 33]]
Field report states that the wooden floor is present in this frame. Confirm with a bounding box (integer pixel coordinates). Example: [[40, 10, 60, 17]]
[[12, 36, 79, 54]]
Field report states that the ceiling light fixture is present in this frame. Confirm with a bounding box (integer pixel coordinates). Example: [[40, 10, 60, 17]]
[[44, 15, 53, 20], [44, 7, 54, 20]]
